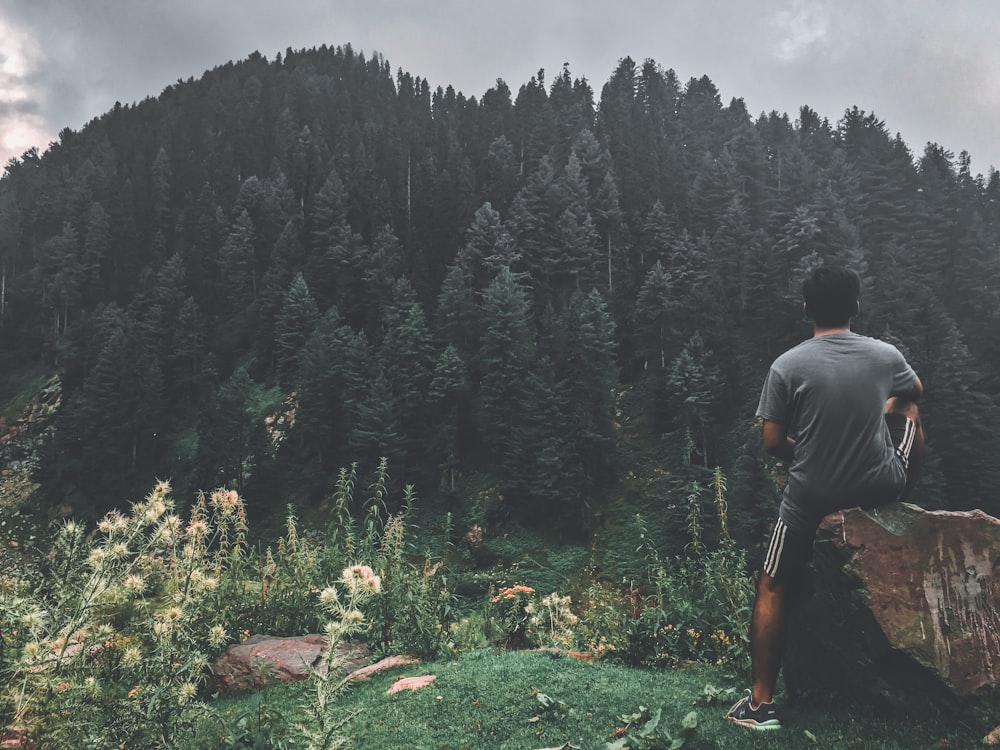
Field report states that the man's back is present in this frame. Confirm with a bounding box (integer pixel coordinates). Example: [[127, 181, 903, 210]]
[[757, 331, 917, 530]]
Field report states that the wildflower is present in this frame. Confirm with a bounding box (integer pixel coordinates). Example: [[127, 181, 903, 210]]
[[163, 606, 184, 622], [208, 624, 228, 648], [127, 686, 141, 699], [318, 586, 341, 610], [21, 610, 44, 631], [121, 646, 142, 668], [123, 574, 146, 594], [186, 519, 208, 538], [201, 575, 218, 591], [152, 621, 172, 637], [324, 620, 346, 642], [155, 515, 182, 544], [342, 609, 365, 628], [144, 499, 167, 523], [211, 488, 241, 517], [61, 520, 82, 537], [148, 480, 171, 502], [110, 542, 129, 559], [21, 641, 42, 660], [341, 565, 381, 595], [87, 547, 108, 567], [83, 676, 99, 695], [491, 584, 535, 603], [97, 512, 120, 535]]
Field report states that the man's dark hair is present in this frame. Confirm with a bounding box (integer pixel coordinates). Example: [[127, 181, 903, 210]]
[[802, 265, 860, 327]]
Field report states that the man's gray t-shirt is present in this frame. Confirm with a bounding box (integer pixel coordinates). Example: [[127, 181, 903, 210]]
[[756, 332, 918, 533]]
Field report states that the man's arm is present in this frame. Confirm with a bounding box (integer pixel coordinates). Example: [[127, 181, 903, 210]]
[[893, 374, 923, 403], [762, 420, 795, 463]]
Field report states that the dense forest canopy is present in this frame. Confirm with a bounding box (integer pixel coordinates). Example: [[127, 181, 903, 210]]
[[1, 44, 999, 529]]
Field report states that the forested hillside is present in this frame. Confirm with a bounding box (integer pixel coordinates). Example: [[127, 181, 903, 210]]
[[1, 44, 998, 527]]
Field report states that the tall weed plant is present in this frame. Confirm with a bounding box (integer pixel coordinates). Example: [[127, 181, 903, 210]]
[[325, 460, 455, 658], [626, 469, 754, 669], [2, 482, 245, 746], [0, 460, 453, 747]]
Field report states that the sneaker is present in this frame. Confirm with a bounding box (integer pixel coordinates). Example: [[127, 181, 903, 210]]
[[725, 690, 782, 730]]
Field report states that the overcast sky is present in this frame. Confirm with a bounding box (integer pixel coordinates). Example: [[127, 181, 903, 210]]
[[2, 0, 999, 176]]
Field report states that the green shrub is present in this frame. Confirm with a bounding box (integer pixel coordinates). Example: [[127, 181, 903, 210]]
[[323, 459, 456, 659], [2, 483, 244, 746], [572, 582, 633, 660], [0, 472, 402, 748], [624, 469, 753, 669]]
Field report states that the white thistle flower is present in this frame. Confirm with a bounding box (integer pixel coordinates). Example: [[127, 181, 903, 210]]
[[21, 610, 44, 630], [144, 499, 167, 523], [342, 609, 365, 628], [87, 547, 107, 567], [176, 682, 197, 704], [121, 646, 142, 668], [208, 624, 228, 648], [318, 586, 340, 609]]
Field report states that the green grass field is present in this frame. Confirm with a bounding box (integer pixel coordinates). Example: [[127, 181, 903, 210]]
[[199, 648, 989, 749]]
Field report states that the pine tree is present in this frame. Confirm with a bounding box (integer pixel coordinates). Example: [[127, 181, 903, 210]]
[[429, 344, 469, 491], [274, 272, 320, 387]]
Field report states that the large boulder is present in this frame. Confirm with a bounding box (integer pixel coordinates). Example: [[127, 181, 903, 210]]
[[784, 502, 1000, 716], [210, 635, 370, 693]]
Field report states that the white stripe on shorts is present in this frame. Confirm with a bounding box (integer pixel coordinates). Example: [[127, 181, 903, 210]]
[[764, 519, 788, 578], [896, 417, 916, 469]]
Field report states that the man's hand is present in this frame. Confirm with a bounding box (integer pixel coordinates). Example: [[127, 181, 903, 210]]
[[762, 420, 795, 464]]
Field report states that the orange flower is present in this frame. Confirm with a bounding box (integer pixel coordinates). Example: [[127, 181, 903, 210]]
[[127, 686, 141, 699]]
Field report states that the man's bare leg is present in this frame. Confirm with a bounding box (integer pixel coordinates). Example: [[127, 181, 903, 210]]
[[750, 570, 787, 706]]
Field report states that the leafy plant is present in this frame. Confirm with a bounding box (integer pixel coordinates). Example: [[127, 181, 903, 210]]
[[624, 469, 753, 668], [3, 483, 244, 747], [324, 459, 455, 658], [607, 706, 697, 750], [485, 584, 536, 648]]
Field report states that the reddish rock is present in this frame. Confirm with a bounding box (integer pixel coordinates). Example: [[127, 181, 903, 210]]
[[386, 674, 436, 695], [346, 655, 419, 682], [785, 503, 1000, 715], [210, 635, 370, 693], [0, 725, 33, 749]]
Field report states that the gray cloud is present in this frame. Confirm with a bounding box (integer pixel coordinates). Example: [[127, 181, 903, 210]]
[[1, 0, 998, 172]]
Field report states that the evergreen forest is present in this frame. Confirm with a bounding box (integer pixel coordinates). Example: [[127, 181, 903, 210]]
[[2, 43, 1000, 542]]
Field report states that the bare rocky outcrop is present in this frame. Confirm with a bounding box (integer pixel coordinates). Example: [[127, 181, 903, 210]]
[[784, 502, 1000, 718]]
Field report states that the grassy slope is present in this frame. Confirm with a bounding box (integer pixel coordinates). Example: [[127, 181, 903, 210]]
[[200, 649, 988, 749]]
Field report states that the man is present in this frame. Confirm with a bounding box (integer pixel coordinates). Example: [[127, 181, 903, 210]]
[[726, 265, 924, 731]]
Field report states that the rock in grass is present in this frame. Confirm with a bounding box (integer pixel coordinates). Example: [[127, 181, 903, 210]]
[[386, 674, 436, 695], [347, 655, 420, 682], [210, 635, 370, 693]]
